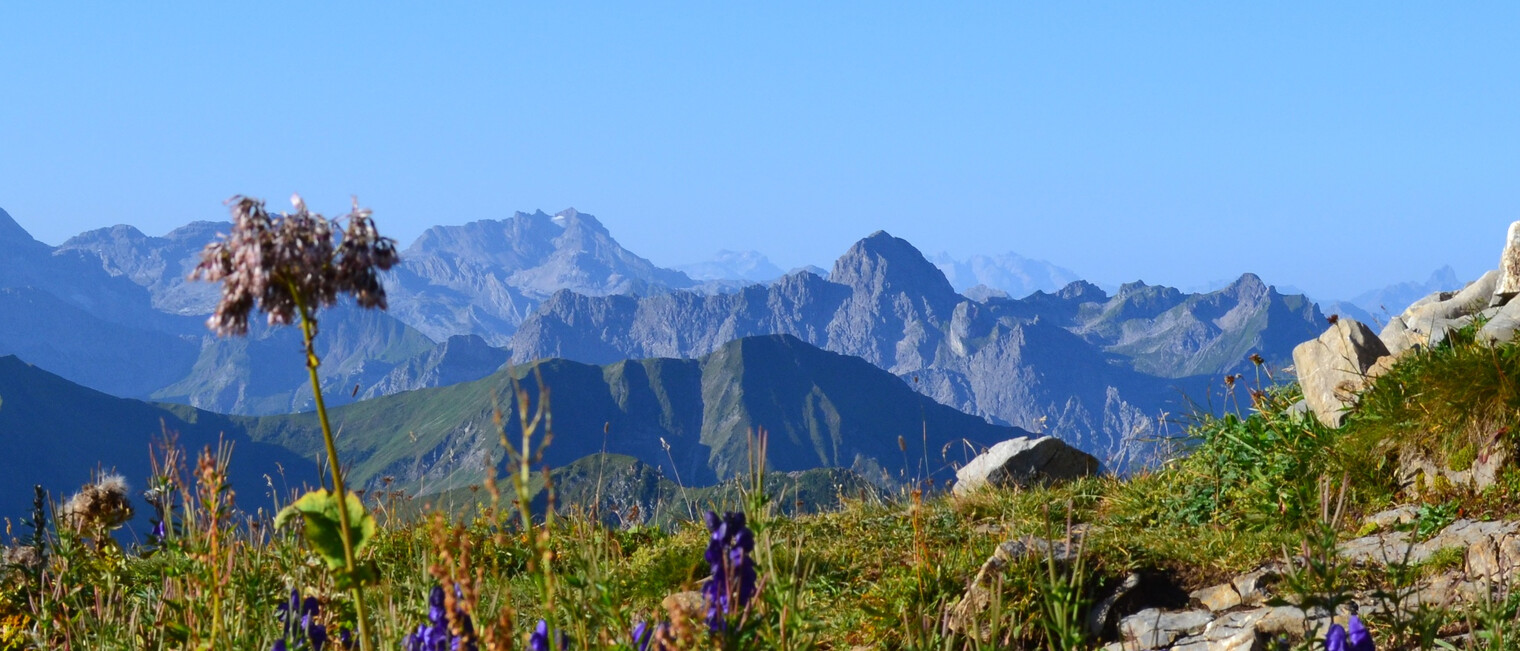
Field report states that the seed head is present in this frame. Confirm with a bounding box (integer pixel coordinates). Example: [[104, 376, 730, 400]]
[[61, 473, 134, 533], [192, 195, 399, 337]]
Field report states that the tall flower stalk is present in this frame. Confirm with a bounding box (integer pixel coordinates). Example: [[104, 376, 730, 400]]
[[193, 194, 398, 651]]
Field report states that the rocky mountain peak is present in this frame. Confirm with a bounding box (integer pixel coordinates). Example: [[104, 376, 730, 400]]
[[1057, 280, 1108, 302], [1217, 272, 1272, 303], [553, 207, 608, 233], [0, 207, 47, 253], [163, 221, 228, 243], [829, 231, 958, 301], [1115, 280, 1151, 298]]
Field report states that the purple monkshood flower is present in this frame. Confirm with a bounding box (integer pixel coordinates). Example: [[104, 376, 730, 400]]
[[1348, 615, 1375, 651], [1326, 623, 1347, 651], [274, 589, 339, 651], [528, 619, 568, 651], [404, 585, 476, 651], [631, 621, 656, 651], [529, 620, 550, 651], [702, 511, 757, 632]]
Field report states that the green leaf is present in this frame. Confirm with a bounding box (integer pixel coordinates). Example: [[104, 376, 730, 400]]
[[274, 490, 376, 571], [334, 560, 380, 591]]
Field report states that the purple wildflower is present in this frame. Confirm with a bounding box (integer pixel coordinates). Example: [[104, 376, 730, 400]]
[[1348, 615, 1374, 651], [631, 620, 664, 651], [403, 585, 476, 651], [528, 620, 550, 651], [702, 511, 757, 632], [192, 195, 399, 337], [631, 621, 649, 651], [274, 589, 334, 651], [528, 619, 568, 651], [1325, 623, 1347, 651]]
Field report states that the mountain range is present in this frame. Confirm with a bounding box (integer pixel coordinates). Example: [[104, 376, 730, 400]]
[[2, 203, 1329, 479], [0, 334, 1020, 523], [930, 251, 1083, 300], [674, 250, 786, 283], [506, 233, 1323, 467]]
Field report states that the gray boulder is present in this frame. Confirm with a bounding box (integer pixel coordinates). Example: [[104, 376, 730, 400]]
[[1481, 298, 1520, 345], [1291, 319, 1390, 428], [1382, 270, 1499, 355], [952, 436, 1100, 496], [1495, 220, 1520, 305]]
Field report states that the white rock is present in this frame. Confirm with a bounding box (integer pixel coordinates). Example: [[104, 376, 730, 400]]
[[952, 436, 1099, 496], [1495, 221, 1520, 304]]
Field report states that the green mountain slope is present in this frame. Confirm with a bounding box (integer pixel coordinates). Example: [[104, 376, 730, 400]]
[[244, 334, 1034, 495], [0, 355, 319, 530]]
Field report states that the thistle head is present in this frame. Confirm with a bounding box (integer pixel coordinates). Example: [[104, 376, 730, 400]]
[[61, 473, 133, 534]]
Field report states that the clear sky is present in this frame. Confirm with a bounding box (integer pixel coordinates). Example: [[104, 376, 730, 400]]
[[2, 3, 1517, 299]]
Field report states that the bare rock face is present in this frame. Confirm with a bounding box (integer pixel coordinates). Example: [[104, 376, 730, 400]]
[[1291, 319, 1391, 428], [1494, 220, 1520, 305], [952, 436, 1100, 496]]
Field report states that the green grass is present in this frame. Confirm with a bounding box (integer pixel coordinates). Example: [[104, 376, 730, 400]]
[[6, 328, 1520, 649]]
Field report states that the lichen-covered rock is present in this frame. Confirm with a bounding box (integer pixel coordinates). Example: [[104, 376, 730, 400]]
[[952, 436, 1100, 496], [1467, 531, 1520, 579], [1397, 441, 1511, 498], [1291, 319, 1390, 428], [1341, 518, 1519, 567], [1230, 564, 1284, 607]]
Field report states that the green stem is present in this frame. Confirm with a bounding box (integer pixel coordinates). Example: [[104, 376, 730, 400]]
[[294, 296, 373, 651]]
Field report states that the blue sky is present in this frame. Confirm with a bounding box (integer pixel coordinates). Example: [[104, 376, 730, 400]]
[[1, 3, 1517, 299]]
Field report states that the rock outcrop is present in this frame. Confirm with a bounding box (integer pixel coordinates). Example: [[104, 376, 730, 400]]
[[1291, 319, 1391, 428], [952, 436, 1100, 496], [1043, 507, 1520, 650], [1293, 220, 1520, 428]]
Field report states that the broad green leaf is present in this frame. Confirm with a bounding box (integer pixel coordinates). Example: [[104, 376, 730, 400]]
[[274, 489, 376, 571]]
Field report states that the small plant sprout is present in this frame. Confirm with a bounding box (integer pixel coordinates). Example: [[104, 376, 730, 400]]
[[193, 194, 399, 651]]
